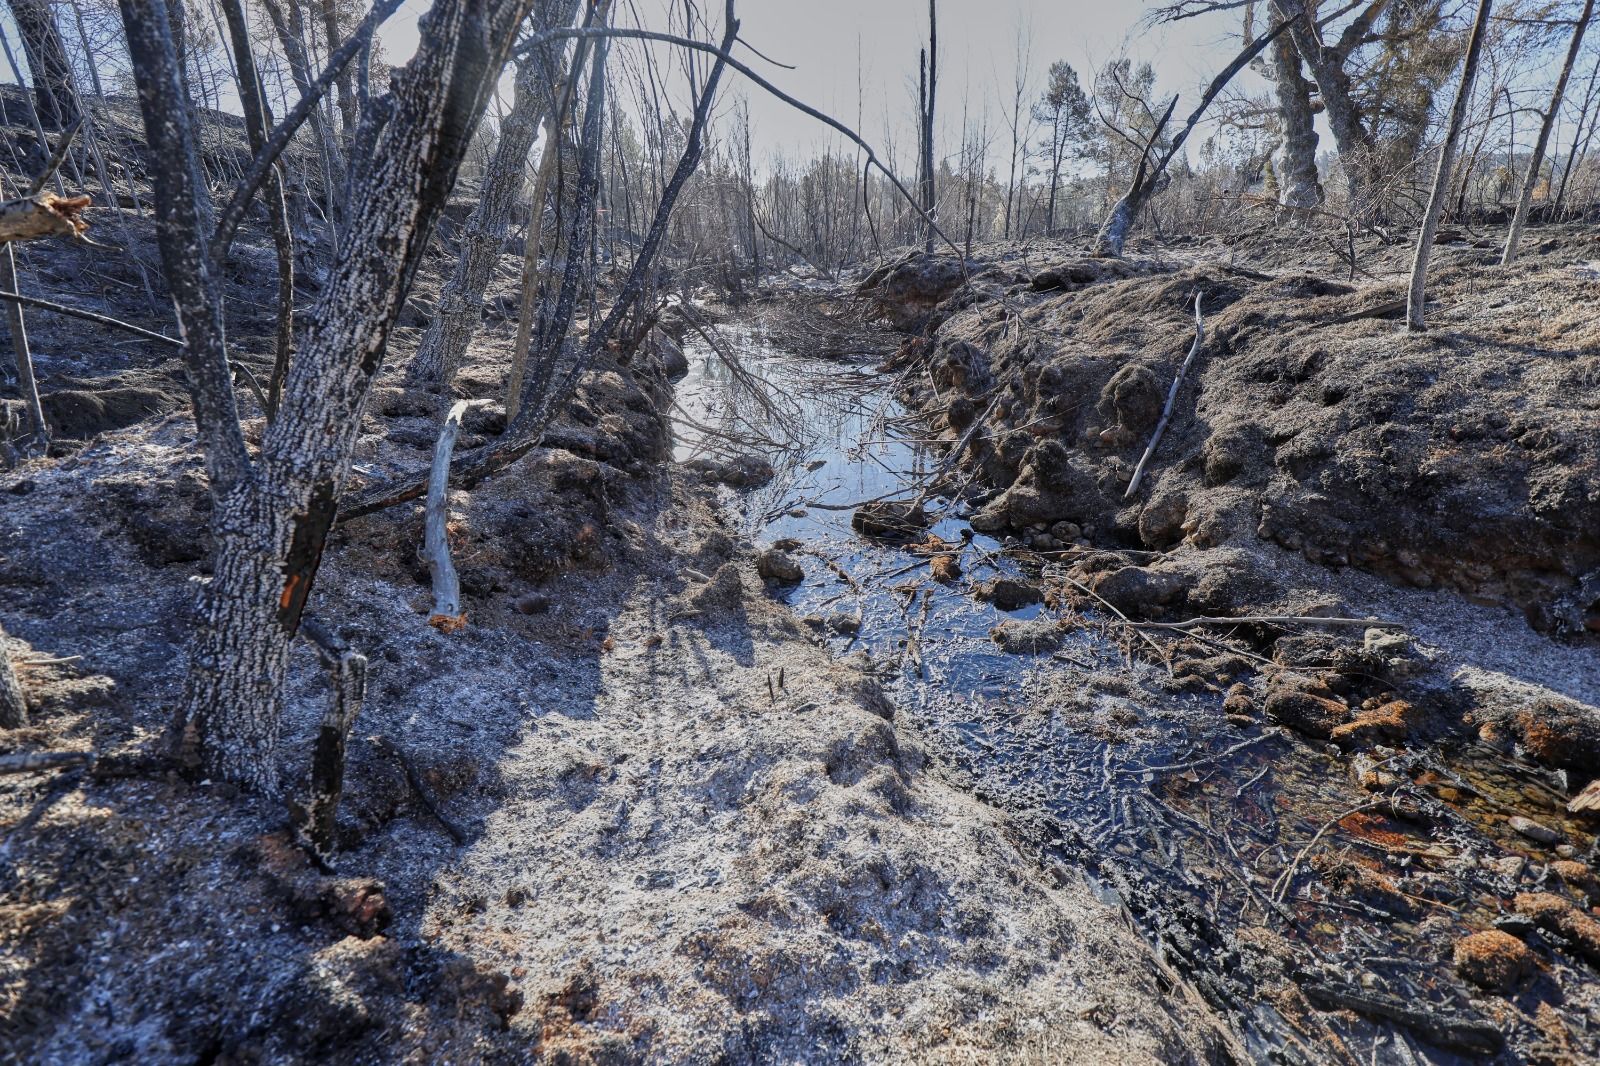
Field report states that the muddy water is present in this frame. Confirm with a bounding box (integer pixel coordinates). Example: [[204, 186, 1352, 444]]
[[674, 321, 1599, 1063]]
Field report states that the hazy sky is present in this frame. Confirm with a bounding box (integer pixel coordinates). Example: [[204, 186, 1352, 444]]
[[375, 0, 1268, 169]]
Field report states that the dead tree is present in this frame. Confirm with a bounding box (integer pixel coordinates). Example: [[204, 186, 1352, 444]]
[[1094, 13, 1293, 256], [121, 0, 544, 791], [7, 0, 78, 127], [407, 0, 581, 386], [1272, 0, 1390, 207], [1408, 0, 1494, 331], [1503, 0, 1593, 265], [219, 0, 296, 419]]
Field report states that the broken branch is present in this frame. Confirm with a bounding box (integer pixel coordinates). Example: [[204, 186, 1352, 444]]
[[1126, 291, 1204, 498]]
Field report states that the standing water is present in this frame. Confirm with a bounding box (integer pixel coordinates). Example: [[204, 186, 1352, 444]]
[[672, 298, 1600, 1063]]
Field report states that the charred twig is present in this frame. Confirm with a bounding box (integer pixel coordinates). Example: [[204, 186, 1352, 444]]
[[1133, 614, 1399, 630], [1126, 291, 1203, 498], [0, 288, 180, 345], [1300, 981, 1504, 1056], [292, 616, 368, 864], [0, 750, 90, 774], [371, 735, 467, 844]]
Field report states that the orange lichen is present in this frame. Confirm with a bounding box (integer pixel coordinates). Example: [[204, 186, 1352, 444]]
[[429, 612, 468, 634], [1453, 930, 1535, 990]]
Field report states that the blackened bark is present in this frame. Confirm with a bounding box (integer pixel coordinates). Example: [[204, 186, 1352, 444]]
[[294, 615, 366, 861], [9, 0, 77, 127], [175, 0, 536, 790], [119, 0, 251, 495], [407, 0, 579, 386]]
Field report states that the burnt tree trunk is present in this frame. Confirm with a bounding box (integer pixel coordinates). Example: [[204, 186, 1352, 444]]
[[1503, 0, 1592, 265], [407, 0, 579, 386], [1271, 23, 1321, 210], [9, 0, 77, 127], [1276, 0, 1384, 208], [1408, 0, 1493, 331], [123, 0, 535, 790]]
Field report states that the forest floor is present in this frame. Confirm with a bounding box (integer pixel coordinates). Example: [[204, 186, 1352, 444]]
[[0, 170, 1232, 1061], [3, 85, 1600, 1060]]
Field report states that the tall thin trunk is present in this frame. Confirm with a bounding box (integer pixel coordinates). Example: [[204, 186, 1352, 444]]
[[8, 0, 77, 127], [408, 0, 580, 386], [1408, 0, 1493, 331], [1503, 0, 1593, 264], [921, 0, 936, 254], [1555, 52, 1600, 209], [219, 0, 296, 420]]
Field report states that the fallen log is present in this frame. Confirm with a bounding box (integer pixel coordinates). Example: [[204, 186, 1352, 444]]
[[1301, 980, 1504, 1056]]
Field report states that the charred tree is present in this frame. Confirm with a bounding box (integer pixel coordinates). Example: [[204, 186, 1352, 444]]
[[1408, 0, 1493, 331], [8, 0, 78, 127], [1094, 14, 1291, 256], [920, 0, 936, 253], [407, 0, 580, 387], [1270, 20, 1321, 209], [122, 0, 539, 790]]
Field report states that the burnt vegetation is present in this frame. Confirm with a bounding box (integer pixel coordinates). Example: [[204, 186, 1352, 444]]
[[1, 0, 1599, 1062]]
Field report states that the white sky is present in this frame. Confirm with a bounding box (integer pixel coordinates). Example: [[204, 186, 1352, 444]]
[[377, 0, 1272, 172]]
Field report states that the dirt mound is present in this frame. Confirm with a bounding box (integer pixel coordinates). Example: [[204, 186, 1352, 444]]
[[895, 243, 1600, 635]]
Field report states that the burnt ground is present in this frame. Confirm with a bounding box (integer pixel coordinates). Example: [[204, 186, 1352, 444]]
[[0, 99, 1233, 1063], [845, 223, 1600, 1061]]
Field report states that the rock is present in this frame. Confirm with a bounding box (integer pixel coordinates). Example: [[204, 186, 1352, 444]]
[[755, 548, 804, 584], [1263, 676, 1348, 740], [686, 563, 745, 613], [1453, 930, 1535, 991], [990, 619, 1065, 654], [827, 612, 861, 635], [975, 577, 1042, 611], [683, 454, 775, 488], [1508, 816, 1563, 845], [1098, 363, 1162, 433], [851, 500, 929, 539], [930, 554, 961, 583], [1050, 520, 1081, 542], [968, 508, 1007, 534], [1514, 892, 1600, 963]]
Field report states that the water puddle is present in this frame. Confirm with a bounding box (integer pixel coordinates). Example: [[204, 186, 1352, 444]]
[[673, 307, 1600, 1062]]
